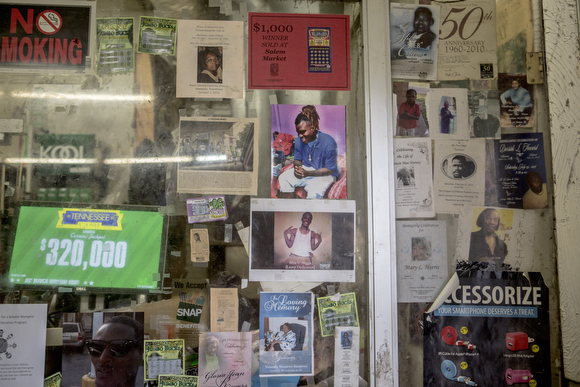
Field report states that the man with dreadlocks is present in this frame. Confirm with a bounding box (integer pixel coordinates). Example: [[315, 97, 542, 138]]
[[278, 105, 339, 199]]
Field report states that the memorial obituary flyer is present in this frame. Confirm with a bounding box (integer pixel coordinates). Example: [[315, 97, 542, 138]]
[[394, 138, 435, 218], [259, 292, 314, 377], [396, 221, 448, 303], [0, 304, 47, 387], [390, 3, 440, 80], [433, 139, 485, 214], [334, 326, 360, 387], [190, 229, 210, 263], [437, 0, 498, 80], [495, 133, 547, 209], [198, 332, 251, 387], [176, 20, 244, 99], [210, 288, 238, 332], [454, 206, 535, 271], [144, 339, 185, 380], [468, 89, 501, 138], [248, 13, 350, 90]]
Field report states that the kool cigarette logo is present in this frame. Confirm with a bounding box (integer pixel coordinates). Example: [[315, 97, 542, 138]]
[[1, 6, 84, 65]]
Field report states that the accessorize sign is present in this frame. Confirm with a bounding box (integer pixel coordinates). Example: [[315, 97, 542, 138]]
[[424, 270, 550, 386]]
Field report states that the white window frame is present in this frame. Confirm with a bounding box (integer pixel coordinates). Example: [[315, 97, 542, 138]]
[[363, 1, 398, 386]]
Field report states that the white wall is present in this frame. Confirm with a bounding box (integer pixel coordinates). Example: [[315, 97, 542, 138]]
[[543, 0, 580, 382]]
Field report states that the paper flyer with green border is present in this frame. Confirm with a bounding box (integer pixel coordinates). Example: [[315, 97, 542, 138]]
[[159, 374, 199, 386], [316, 292, 359, 337], [96, 17, 135, 74], [44, 372, 62, 387], [138, 16, 177, 55], [144, 339, 185, 381]]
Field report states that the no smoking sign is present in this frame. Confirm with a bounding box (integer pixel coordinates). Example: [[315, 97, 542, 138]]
[[36, 10, 62, 35]]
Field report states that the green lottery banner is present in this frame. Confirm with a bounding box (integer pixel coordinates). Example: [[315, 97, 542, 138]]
[[8, 206, 164, 290]]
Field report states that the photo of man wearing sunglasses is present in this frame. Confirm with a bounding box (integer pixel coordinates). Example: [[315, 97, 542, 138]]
[[86, 315, 144, 387]]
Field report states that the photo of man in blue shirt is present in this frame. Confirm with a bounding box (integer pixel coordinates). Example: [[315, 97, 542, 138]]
[[278, 105, 339, 199], [500, 78, 533, 127]]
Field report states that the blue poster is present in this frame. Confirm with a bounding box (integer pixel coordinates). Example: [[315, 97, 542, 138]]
[[423, 270, 551, 387], [495, 133, 547, 209], [259, 292, 314, 377]]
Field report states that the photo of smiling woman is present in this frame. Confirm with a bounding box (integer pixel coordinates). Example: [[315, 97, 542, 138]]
[[411, 237, 431, 261], [197, 47, 222, 84]]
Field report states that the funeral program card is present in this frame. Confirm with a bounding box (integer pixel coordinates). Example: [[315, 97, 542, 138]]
[[259, 292, 314, 377], [210, 288, 238, 332], [198, 332, 251, 387], [495, 133, 547, 209], [394, 138, 435, 218], [390, 3, 440, 80], [396, 220, 448, 303], [468, 89, 501, 138], [427, 88, 469, 139], [176, 20, 244, 99], [334, 326, 360, 387], [434, 139, 485, 214], [190, 229, 210, 263], [454, 206, 535, 271]]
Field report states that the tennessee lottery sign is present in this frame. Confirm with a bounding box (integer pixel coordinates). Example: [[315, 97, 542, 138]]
[[0, 1, 93, 71]]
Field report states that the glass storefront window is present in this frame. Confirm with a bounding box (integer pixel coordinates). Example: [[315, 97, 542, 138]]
[[0, 1, 391, 386]]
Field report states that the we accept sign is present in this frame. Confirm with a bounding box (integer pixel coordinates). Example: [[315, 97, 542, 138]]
[[0, 1, 94, 70]]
